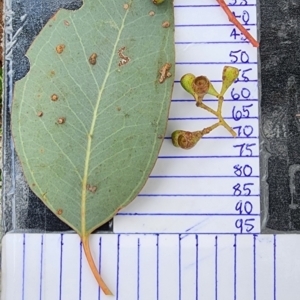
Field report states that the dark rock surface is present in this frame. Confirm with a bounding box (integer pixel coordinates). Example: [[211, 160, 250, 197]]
[[260, 0, 300, 231]]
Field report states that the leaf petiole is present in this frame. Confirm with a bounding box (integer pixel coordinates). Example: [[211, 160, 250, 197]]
[[216, 0, 259, 48], [82, 235, 113, 296]]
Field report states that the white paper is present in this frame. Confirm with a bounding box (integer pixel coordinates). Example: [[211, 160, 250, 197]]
[[3, 234, 300, 300], [114, 0, 260, 234]]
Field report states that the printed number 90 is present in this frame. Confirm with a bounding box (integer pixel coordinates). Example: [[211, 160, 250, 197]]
[[235, 200, 253, 214]]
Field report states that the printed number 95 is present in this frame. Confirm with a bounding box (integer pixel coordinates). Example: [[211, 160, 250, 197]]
[[235, 218, 255, 233]]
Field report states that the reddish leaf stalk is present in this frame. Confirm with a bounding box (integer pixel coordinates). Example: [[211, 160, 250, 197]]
[[216, 0, 259, 48], [82, 236, 113, 296]]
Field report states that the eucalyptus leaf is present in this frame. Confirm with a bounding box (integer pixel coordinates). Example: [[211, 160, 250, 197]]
[[12, 0, 175, 294]]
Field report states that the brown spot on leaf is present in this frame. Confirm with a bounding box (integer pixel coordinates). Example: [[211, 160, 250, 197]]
[[123, 3, 129, 9], [117, 106, 121, 111], [162, 21, 170, 28], [56, 44, 65, 54], [118, 47, 130, 67], [51, 94, 59, 101], [89, 53, 98, 65], [57, 117, 66, 124], [42, 192, 48, 202], [158, 134, 164, 139], [87, 184, 97, 193], [57, 209, 63, 215], [149, 11, 155, 16], [37, 111, 43, 117], [64, 20, 70, 26], [50, 70, 55, 77], [32, 183, 36, 187], [159, 63, 172, 83]]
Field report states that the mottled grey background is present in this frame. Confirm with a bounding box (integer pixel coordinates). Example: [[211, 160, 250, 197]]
[[2, 0, 300, 233], [260, 0, 300, 232]]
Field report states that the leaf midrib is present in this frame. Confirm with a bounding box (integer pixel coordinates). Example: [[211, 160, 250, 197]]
[[81, 2, 131, 235]]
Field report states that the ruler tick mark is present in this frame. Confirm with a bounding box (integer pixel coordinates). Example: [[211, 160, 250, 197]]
[[156, 234, 159, 300], [22, 233, 26, 300], [234, 234, 237, 300], [215, 236, 218, 300], [116, 235, 120, 300], [179, 235, 182, 300], [79, 241, 82, 300], [59, 234, 63, 300], [98, 237, 102, 300], [274, 235, 277, 300], [137, 238, 140, 300], [196, 235, 199, 300], [253, 235, 257, 300], [39, 235, 44, 300]]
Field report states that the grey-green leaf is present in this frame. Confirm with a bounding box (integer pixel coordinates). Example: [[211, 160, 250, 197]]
[[12, 0, 175, 236]]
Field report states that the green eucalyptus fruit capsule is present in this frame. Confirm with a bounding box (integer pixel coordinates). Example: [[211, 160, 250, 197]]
[[152, 0, 165, 4], [220, 66, 239, 97], [192, 76, 210, 97], [180, 73, 219, 101], [192, 76, 219, 102], [172, 130, 202, 150], [206, 81, 219, 98], [171, 130, 185, 148], [180, 73, 196, 97]]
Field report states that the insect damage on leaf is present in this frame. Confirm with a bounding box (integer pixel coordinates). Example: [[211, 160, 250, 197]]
[[57, 117, 66, 124], [86, 184, 97, 193], [51, 94, 58, 101], [118, 47, 130, 67], [57, 209, 63, 215], [89, 53, 98, 65], [56, 44, 65, 54], [162, 21, 170, 28], [12, 0, 175, 296], [159, 63, 172, 83]]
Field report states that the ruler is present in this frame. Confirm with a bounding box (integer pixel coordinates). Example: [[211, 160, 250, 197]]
[[2, 233, 300, 300]]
